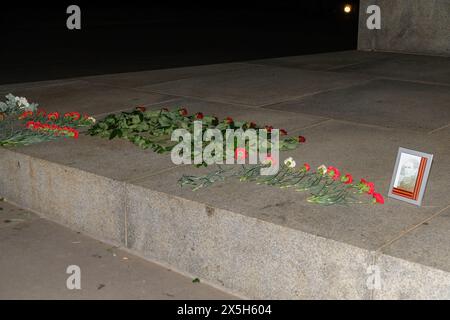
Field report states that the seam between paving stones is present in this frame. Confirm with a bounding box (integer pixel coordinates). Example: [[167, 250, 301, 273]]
[[374, 203, 450, 254], [90, 96, 182, 118], [254, 78, 378, 108], [0, 79, 85, 92], [80, 63, 255, 90], [131, 88, 258, 108], [428, 123, 450, 135]]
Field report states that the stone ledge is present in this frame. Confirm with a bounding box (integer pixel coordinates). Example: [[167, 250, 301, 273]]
[[1, 147, 449, 299]]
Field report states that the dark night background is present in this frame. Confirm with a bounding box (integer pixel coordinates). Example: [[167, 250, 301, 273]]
[[0, 1, 359, 84]]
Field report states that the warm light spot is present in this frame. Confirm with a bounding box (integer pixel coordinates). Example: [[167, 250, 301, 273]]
[[344, 4, 352, 13]]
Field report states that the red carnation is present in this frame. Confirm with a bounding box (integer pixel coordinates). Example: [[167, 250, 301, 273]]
[[342, 173, 353, 184], [47, 112, 59, 121], [195, 112, 204, 120], [37, 109, 46, 117], [18, 111, 33, 120], [298, 135, 306, 143], [249, 122, 256, 129], [367, 182, 375, 195], [280, 129, 287, 136], [303, 163, 311, 172], [373, 193, 384, 204], [136, 106, 146, 112], [327, 166, 341, 180], [225, 116, 233, 124], [179, 108, 188, 116], [64, 112, 81, 121], [264, 125, 273, 133]]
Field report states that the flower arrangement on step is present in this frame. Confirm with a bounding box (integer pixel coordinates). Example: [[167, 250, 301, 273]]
[[0, 94, 95, 147], [179, 156, 385, 206], [88, 106, 305, 165]]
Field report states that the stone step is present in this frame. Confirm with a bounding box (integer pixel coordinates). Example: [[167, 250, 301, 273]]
[[1, 147, 449, 299]]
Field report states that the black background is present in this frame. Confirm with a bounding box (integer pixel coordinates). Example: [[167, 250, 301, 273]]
[[0, 1, 359, 84]]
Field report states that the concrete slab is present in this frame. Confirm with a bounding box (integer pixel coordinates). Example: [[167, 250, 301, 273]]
[[333, 52, 450, 84], [0, 80, 176, 117], [125, 183, 373, 299], [380, 207, 450, 273], [137, 65, 374, 106], [11, 135, 177, 182], [142, 97, 328, 132], [374, 253, 450, 300], [131, 121, 449, 251], [0, 150, 127, 246], [81, 63, 251, 88], [247, 50, 391, 71], [0, 200, 39, 229], [265, 79, 450, 132], [0, 201, 236, 299]]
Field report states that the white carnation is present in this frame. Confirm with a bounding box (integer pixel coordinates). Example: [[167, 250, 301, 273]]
[[284, 157, 296, 168]]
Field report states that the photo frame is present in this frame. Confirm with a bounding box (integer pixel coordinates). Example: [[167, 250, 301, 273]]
[[388, 147, 433, 206]]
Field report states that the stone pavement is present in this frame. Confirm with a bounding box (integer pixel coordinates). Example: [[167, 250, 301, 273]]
[[0, 51, 449, 299], [0, 201, 237, 299]]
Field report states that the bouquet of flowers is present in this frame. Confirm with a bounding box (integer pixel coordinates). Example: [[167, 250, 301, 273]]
[[0, 94, 95, 147]]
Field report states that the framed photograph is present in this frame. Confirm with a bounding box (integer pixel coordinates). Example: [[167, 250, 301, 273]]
[[388, 147, 433, 206]]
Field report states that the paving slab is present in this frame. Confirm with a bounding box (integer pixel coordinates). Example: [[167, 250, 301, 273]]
[[333, 52, 450, 85], [0, 201, 236, 300], [247, 50, 392, 71], [0, 80, 176, 117], [141, 97, 327, 132], [380, 207, 450, 273], [137, 65, 374, 106], [80, 63, 251, 88], [10, 135, 177, 182], [130, 121, 449, 252], [265, 79, 450, 132]]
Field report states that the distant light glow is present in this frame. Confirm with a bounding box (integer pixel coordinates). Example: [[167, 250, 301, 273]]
[[344, 4, 352, 13]]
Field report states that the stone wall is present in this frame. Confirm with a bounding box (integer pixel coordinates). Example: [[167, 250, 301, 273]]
[[358, 0, 450, 56]]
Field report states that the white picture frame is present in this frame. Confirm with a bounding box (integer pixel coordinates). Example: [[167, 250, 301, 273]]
[[388, 147, 433, 206]]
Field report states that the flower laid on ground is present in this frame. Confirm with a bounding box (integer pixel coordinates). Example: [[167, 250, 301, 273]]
[[88, 107, 306, 166], [284, 157, 296, 168], [303, 163, 311, 172], [47, 112, 59, 120], [341, 173, 353, 184], [179, 157, 385, 206], [0, 94, 94, 147], [26, 121, 79, 139], [298, 135, 306, 143], [195, 112, 204, 120], [64, 112, 81, 121]]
